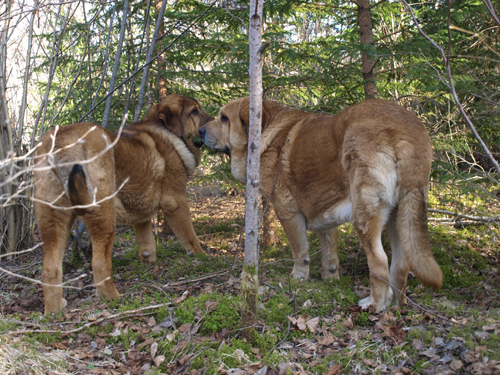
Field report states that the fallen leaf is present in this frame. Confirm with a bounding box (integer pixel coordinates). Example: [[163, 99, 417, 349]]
[[342, 317, 353, 329], [151, 342, 158, 360], [420, 347, 437, 358], [147, 316, 156, 327], [449, 359, 463, 371], [137, 337, 154, 349], [305, 317, 320, 333], [363, 358, 377, 368], [325, 364, 343, 375], [380, 323, 406, 344], [178, 323, 192, 333], [412, 339, 424, 351], [205, 300, 218, 313], [318, 334, 335, 346]]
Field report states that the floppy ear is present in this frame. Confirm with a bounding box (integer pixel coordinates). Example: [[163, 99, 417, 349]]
[[158, 105, 183, 137], [240, 103, 250, 134], [239, 102, 269, 133]]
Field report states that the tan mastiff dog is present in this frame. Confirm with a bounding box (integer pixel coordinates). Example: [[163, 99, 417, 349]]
[[34, 94, 212, 314], [200, 98, 442, 312]]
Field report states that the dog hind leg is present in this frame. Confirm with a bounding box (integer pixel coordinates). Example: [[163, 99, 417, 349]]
[[82, 200, 120, 300], [161, 194, 203, 255], [134, 221, 157, 263], [36, 202, 75, 314], [387, 211, 410, 305], [318, 228, 340, 280]]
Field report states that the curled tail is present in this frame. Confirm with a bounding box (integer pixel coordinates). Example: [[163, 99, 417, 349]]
[[68, 164, 92, 215], [397, 188, 443, 290]]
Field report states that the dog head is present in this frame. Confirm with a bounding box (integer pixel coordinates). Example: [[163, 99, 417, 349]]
[[199, 97, 270, 183], [143, 94, 213, 148]]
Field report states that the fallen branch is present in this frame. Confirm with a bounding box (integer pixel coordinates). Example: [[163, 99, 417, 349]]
[[9, 302, 172, 336], [428, 208, 500, 226], [163, 270, 229, 288]]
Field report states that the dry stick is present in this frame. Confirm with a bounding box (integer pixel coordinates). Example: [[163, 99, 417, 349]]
[[10, 302, 173, 336], [369, 271, 465, 327], [428, 208, 500, 223], [163, 270, 229, 288], [401, 0, 500, 177], [482, 0, 500, 29]]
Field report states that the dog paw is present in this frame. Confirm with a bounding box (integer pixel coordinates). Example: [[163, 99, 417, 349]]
[[322, 265, 339, 280], [291, 264, 309, 279], [358, 295, 375, 310]]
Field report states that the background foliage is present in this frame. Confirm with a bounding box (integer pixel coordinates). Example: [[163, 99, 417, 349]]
[[0, 0, 499, 253]]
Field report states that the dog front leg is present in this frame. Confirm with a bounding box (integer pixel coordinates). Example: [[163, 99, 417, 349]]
[[134, 221, 157, 263], [278, 213, 310, 279], [161, 195, 203, 256]]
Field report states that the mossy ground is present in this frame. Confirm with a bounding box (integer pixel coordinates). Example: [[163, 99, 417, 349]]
[[1, 172, 499, 374]]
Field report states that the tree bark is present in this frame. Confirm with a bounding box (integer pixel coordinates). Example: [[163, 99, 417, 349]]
[[357, 0, 378, 99], [102, 0, 129, 128], [155, 0, 169, 100], [241, 0, 264, 335], [134, 0, 168, 121]]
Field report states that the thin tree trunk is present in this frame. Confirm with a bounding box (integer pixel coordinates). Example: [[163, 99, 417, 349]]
[[17, 1, 36, 150], [89, 3, 117, 124], [241, 0, 264, 334], [357, 0, 378, 99], [102, 0, 130, 128], [155, 0, 168, 99], [124, 0, 151, 118], [134, 0, 168, 121]]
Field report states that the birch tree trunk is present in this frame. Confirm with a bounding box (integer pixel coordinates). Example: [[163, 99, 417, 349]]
[[134, 0, 168, 121], [241, 0, 263, 332], [102, 0, 129, 128], [155, 0, 169, 100], [357, 0, 378, 99]]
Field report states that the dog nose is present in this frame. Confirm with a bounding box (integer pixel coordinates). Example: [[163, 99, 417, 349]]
[[199, 127, 206, 137]]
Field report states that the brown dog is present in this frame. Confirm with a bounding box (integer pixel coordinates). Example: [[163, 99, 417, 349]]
[[200, 98, 443, 312], [34, 94, 212, 314]]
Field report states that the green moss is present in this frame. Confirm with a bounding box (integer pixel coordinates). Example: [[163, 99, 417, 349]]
[[175, 292, 241, 334], [261, 293, 292, 325], [357, 312, 370, 326], [408, 328, 433, 345]]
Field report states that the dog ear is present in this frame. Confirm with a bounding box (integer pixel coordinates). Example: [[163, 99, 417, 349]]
[[240, 103, 250, 134], [158, 105, 183, 137], [239, 101, 269, 133]]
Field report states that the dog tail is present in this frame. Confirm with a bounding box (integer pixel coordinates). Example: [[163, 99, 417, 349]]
[[68, 164, 92, 215], [396, 186, 443, 290]]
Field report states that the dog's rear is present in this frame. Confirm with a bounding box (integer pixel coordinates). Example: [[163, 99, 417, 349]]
[[34, 123, 118, 314], [342, 100, 442, 309]]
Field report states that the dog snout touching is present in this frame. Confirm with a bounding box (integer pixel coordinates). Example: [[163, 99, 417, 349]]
[[199, 126, 206, 138]]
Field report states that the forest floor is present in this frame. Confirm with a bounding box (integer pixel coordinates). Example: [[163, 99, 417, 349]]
[[1, 176, 500, 375]]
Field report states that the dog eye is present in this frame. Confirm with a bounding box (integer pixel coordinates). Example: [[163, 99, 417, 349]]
[[221, 115, 229, 122], [191, 109, 199, 116]]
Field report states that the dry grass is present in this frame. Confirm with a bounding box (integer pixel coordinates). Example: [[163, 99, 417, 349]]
[[0, 337, 70, 375]]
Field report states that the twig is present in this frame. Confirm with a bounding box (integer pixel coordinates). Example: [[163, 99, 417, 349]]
[[163, 270, 229, 288], [369, 271, 465, 326], [9, 302, 173, 336]]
